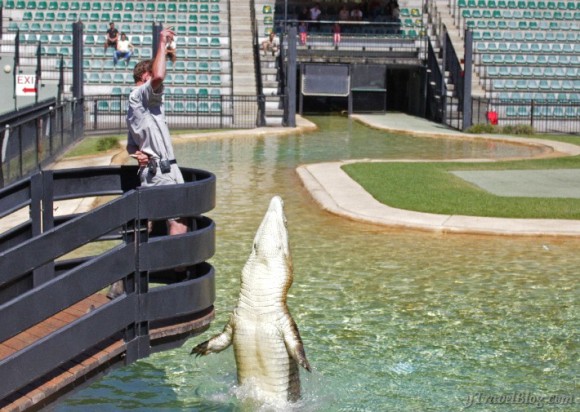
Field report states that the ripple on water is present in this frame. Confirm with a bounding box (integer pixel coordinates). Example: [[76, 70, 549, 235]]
[[59, 117, 578, 411]]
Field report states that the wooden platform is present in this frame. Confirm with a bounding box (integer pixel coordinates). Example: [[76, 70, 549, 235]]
[[0, 294, 214, 412]]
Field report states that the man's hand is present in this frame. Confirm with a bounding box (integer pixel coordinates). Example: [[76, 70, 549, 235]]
[[130, 150, 149, 167], [160, 27, 175, 47]]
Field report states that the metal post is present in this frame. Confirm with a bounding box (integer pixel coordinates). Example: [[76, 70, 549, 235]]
[[286, 26, 297, 127], [462, 29, 473, 131], [72, 22, 83, 100]]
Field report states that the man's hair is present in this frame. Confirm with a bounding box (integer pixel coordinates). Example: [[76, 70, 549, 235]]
[[133, 60, 152, 83]]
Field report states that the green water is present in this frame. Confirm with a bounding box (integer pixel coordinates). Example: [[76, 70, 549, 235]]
[[59, 117, 578, 411]]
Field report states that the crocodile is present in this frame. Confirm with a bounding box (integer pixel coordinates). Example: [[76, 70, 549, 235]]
[[191, 195, 311, 402]]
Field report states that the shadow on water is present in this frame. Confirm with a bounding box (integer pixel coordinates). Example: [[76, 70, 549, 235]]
[[59, 117, 578, 411]]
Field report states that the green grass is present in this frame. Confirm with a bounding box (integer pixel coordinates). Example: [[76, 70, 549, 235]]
[[342, 155, 580, 219], [65, 135, 124, 158], [64, 129, 234, 159]]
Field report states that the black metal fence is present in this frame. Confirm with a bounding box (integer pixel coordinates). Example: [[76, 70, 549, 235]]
[[472, 97, 580, 134], [0, 165, 216, 402], [86, 94, 269, 131], [0, 97, 84, 188]]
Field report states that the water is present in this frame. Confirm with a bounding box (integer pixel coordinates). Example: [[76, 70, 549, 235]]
[[58, 117, 578, 411]]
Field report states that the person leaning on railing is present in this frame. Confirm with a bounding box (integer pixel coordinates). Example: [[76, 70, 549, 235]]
[[125, 26, 188, 237], [107, 27, 187, 300]]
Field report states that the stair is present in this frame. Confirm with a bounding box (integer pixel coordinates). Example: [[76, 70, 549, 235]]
[[229, 0, 257, 95], [431, 0, 486, 98], [259, 54, 284, 126]]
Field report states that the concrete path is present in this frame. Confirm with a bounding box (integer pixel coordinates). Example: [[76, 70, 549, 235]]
[[297, 113, 580, 237]]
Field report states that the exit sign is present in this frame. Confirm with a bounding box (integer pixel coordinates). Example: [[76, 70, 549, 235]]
[[16, 74, 37, 96]]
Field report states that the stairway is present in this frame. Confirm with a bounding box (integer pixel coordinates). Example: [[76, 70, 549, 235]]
[[259, 54, 284, 126], [229, 0, 257, 95]]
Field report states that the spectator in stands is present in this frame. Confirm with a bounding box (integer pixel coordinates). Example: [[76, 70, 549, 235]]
[[332, 22, 341, 47], [338, 5, 350, 21], [388, 0, 400, 20], [309, 3, 322, 31], [166, 39, 177, 64], [113, 33, 134, 66], [261, 31, 280, 56], [299, 21, 308, 45], [350, 5, 363, 21], [298, 6, 309, 23], [104, 22, 119, 53]]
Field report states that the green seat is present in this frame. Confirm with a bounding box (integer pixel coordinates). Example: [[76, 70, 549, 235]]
[[198, 37, 209, 47], [69, 1, 79, 10], [113, 73, 125, 83], [16, 0, 26, 9], [173, 102, 185, 113], [86, 23, 98, 32], [102, 1, 112, 11], [97, 101, 110, 111], [198, 88, 209, 98], [174, 61, 186, 71], [186, 102, 197, 113], [189, 4, 198, 12], [198, 102, 209, 113], [80, 1, 91, 11], [113, 2, 122, 11], [23, 11, 33, 20], [110, 101, 122, 112], [209, 75, 220, 85], [210, 102, 221, 113], [145, 3, 154, 11], [34, 11, 44, 19]]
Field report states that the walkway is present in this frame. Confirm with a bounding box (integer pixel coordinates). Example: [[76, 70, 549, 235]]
[[297, 113, 580, 237]]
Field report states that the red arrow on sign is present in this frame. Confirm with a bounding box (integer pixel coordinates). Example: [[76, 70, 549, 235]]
[[22, 88, 37, 93]]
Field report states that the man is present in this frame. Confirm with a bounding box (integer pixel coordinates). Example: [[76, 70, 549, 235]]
[[104, 22, 119, 53], [113, 33, 134, 66], [260, 31, 279, 56], [126, 26, 188, 237]]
